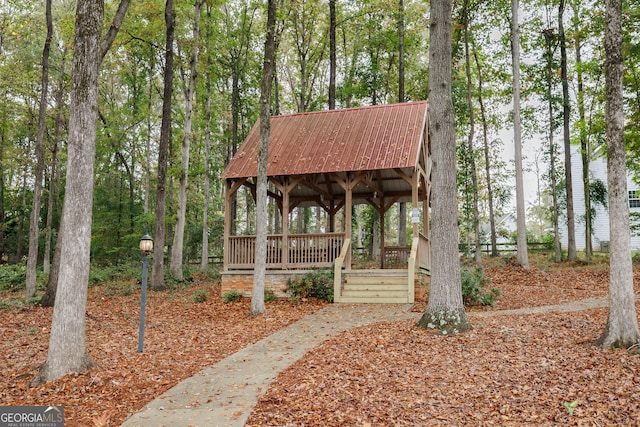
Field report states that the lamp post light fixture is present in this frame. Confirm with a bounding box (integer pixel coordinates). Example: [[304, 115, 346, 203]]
[[138, 234, 153, 352]]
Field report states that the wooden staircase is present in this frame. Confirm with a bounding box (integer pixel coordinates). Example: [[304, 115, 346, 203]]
[[337, 269, 411, 303]]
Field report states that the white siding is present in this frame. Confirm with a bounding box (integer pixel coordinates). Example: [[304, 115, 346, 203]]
[[560, 146, 640, 251]]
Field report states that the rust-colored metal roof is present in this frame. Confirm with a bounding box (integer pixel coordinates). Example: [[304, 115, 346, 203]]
[[221, 101, 428, 179]]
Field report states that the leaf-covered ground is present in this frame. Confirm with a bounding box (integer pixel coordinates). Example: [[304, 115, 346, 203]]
[[2, 257, 640, 426], [248, 259, 640, 426], [1, 276, 327, 426]]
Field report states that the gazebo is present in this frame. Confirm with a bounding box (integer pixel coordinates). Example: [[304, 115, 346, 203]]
[[220, 101, 431, 303]]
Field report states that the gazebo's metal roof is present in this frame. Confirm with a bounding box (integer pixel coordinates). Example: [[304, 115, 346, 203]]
[[221, 101, 428, 179]]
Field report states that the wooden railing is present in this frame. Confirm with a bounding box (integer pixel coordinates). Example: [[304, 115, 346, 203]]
[[383, 233, 430, 270], [226, 232, 344, 270], [383, 245, 411, 268], [418, 232, 430, 270], [333, 238, 351, 303]]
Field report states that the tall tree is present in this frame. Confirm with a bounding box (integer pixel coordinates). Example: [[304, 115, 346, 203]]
[[397, 0, 407, 247], [32, 0, 131, 384], [462, 0, 482, 266], [596, 0, 640, 349], [201, 3, 214, 272], [329, 0, 336, 110], [252, 0, 277, 317], [559, 0, 576, 261], [543, 28, 562, 263], [25, 0, 54, 297], [171, 0, 203, 280], [511, 0, 529, 269], [416, 0, 471, 334], [472, 44, 498, 257], [151, 0, 176, 291], [572, 0, 592, 260]]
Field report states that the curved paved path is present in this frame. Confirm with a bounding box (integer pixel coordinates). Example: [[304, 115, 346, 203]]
[[121, 297, 612, 427]]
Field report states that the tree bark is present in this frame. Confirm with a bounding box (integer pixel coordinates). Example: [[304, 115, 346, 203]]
[[397, 0, 407, 247], [559, 0, 576, 261], [32, 0, 104, 384], [511, 0, 529, 269], [472, 43, 497, 257], [26, 0, 53, 297], [597, 0, 640, 349], [329, 0, 336, 110], [201, 4, 213, 272], [152, 0, 176, 291], [416, 0, 470, 334], [543, 29, 562, 263], [171, 0, 202, 280], [572, 0, 591, 260], [251, 0, 277, 317], [462, 0, 482, 266]]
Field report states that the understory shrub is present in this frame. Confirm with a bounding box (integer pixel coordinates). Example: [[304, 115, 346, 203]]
[[192, 288, 208, 303], [222, 289, 243, 303], [0, 264, 26, 292], [461, 267, 500, 306], [264, 289, 278, 302], [285, 269, 333, 302]]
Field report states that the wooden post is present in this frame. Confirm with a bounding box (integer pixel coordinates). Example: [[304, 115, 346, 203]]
[[344, 175, 352, 270], [412, 171, 420, 238], [223, 180, 232, 271], [282, 178, 290, 269], [380, 196, 385, 269]]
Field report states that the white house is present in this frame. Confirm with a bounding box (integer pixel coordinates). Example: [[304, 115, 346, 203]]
[[561, 145, 640, 251]]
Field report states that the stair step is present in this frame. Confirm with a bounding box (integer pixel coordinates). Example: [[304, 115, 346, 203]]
[[337, 296, 410, 304], [342, 287, 408, 296], [345, 276, 407, 286], [343, 283, 408, 291]]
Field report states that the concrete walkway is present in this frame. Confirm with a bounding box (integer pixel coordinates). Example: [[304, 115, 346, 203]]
[[120, 296, 614, 427], [120, 304, 419, 427]]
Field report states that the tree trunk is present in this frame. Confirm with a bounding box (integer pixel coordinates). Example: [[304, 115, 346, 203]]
[[462, 0, 482, 267], [201, 4, 213, 272], [572, 0, 591, 260], [511, 0, 529, 269], [472, 44, 497, 257], [397, 0, 407, 247], [171, 0, 202, 280], [329, 0, 336, 110], [0, 128, 4, 262], [151, 0, 176, 291], [597, 0, 640, 349], [43, 50, 67, 276], [543, 29, 562, 263], [559, 0, 576, 261], [416, 0, 470, 334], [32, 0, 104, 384], [252, 0, 277, 317], [25, 0, 53, 297]]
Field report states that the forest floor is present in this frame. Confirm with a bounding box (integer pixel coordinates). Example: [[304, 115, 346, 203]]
[[2, 254, 640, 426]]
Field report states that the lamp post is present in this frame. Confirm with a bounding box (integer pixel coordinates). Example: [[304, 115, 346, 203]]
[[138, 234, 153, 352]]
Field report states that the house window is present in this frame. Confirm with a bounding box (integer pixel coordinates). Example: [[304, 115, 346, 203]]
[[629, 190, 640, 208]]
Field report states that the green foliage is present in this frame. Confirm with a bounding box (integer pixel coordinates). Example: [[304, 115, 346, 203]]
[[264, 289, 278, 302], [564, 400, 578, 416], [461, 268, 501, 307], [0, 296, 40, 310], [285, 269, 333, 302], [89, 263, 141, 287], [222, 290, 243, 303], [0, 264, 26, 292], [192, 288, 208, 303]]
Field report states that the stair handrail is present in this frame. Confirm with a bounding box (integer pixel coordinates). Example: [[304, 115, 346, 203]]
[[333, 238, 351, 303], [407, 236, 419, 304]]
